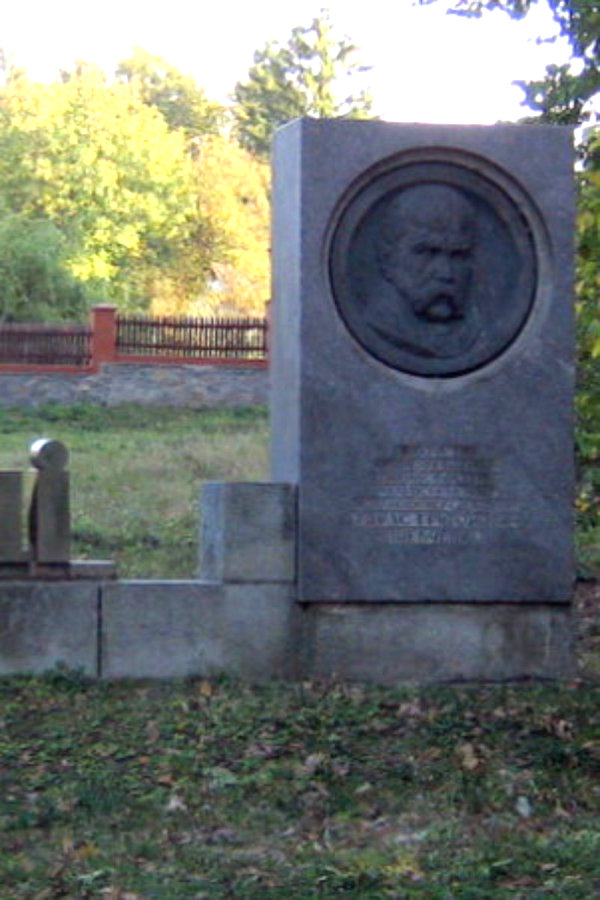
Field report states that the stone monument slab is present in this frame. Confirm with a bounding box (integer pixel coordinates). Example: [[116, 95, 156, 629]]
[[271, 120, 575, 603]]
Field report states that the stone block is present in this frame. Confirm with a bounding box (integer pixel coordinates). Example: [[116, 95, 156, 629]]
[[101, 581, 221, 679], [0, 582, 98, 676], [301, 602, 575, 683], [271, 120, 575, 604], [217, 583, 300, 679], [200, 482, 296, 582], [0, 472, 25, 562], [101, 580, 297, 679]]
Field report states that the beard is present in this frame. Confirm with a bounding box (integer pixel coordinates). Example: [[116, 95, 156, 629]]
[[410, 289, 466, 323]]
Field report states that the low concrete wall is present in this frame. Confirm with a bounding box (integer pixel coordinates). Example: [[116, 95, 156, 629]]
[[102, 581, 299, 680], [0, 579, 575, 682], [0, 363, 268, 408], [0, 579, 300, 680], [0, 482, 576, 683], [0, 582, 99, 676]]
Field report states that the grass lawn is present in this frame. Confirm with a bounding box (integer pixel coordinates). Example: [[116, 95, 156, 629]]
[[0, 404, 598, 898], [1, 676, 599, 898], [0, 404, 268, 579]]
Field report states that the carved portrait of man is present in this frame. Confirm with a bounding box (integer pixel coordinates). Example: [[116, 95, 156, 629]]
[[330, 162, 538, 377], [363, 183, 480, 361]]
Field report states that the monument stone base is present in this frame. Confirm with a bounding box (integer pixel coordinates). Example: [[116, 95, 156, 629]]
[[298, 603, 574, 683], [198, 482, 575, 682]]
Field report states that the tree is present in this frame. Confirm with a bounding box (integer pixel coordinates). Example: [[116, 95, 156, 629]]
[[193, 135, 270, 316], [419, 1, 600, 542], [0, 214, 89, 322], [0, 64, 220, 315], [151, 134, 270, 317], [233, 9, 374, 157], [574, 129, 600, 534], [420, 1, 599, 125], [115, 48, 223, 144]]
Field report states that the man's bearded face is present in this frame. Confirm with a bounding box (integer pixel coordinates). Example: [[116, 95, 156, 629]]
[[379, 188, 476, 324]]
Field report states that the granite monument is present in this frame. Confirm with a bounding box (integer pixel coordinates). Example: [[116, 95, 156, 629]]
[[269, 119, 575, 677]]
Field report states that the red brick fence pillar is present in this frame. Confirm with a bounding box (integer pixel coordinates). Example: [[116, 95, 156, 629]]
[[91, 305, 117, 368]]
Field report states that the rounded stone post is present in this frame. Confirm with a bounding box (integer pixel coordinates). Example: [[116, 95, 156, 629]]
[[29, 439, 70, 564]]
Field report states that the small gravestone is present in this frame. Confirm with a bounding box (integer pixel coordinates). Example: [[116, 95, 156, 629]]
[[269, 119, 575, 679]]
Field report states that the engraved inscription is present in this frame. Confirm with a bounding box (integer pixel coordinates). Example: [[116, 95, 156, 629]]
[[351, 445, 522, 544]]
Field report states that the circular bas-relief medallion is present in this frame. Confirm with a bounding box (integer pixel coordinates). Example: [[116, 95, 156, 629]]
[[328, 157, 539, 377]]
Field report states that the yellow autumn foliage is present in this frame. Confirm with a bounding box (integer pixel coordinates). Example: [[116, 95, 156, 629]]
[[0, 65, 209, 310], [152, 134, 270, 317]]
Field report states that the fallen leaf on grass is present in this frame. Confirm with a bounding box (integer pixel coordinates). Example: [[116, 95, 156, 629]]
[[456, 742, 482, 772], [16, 854, 35, 874], [101, 889, 144, 900], [209, 827, 239, 844], [165, 793, 188, 813], [554, 802, 571, 818], [331, 759, 351, 777], [146, 720, 160, 743], [500, 875, 538, 888], [204, 766, 239, 788], [61, 837, 98, 860], [301, 752, 327, 776], [583, 740, 600, 759], [197, 679, 214, 698], [73, 842, 98, 861], [396, 701, 424, 719], [515, 795, 533, 818], [245, 741, 279, 760], [354, 781, 373, 795], [236, 866, 279, 888], [383, 853, 425, 882], [552, 718, 574, 739], [370, 717, 393, 733], [421, 746, 443, 762], [540, 862, 559, 872]]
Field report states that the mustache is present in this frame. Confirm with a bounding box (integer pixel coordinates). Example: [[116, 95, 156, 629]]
[[411, 291, 465, 319]]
